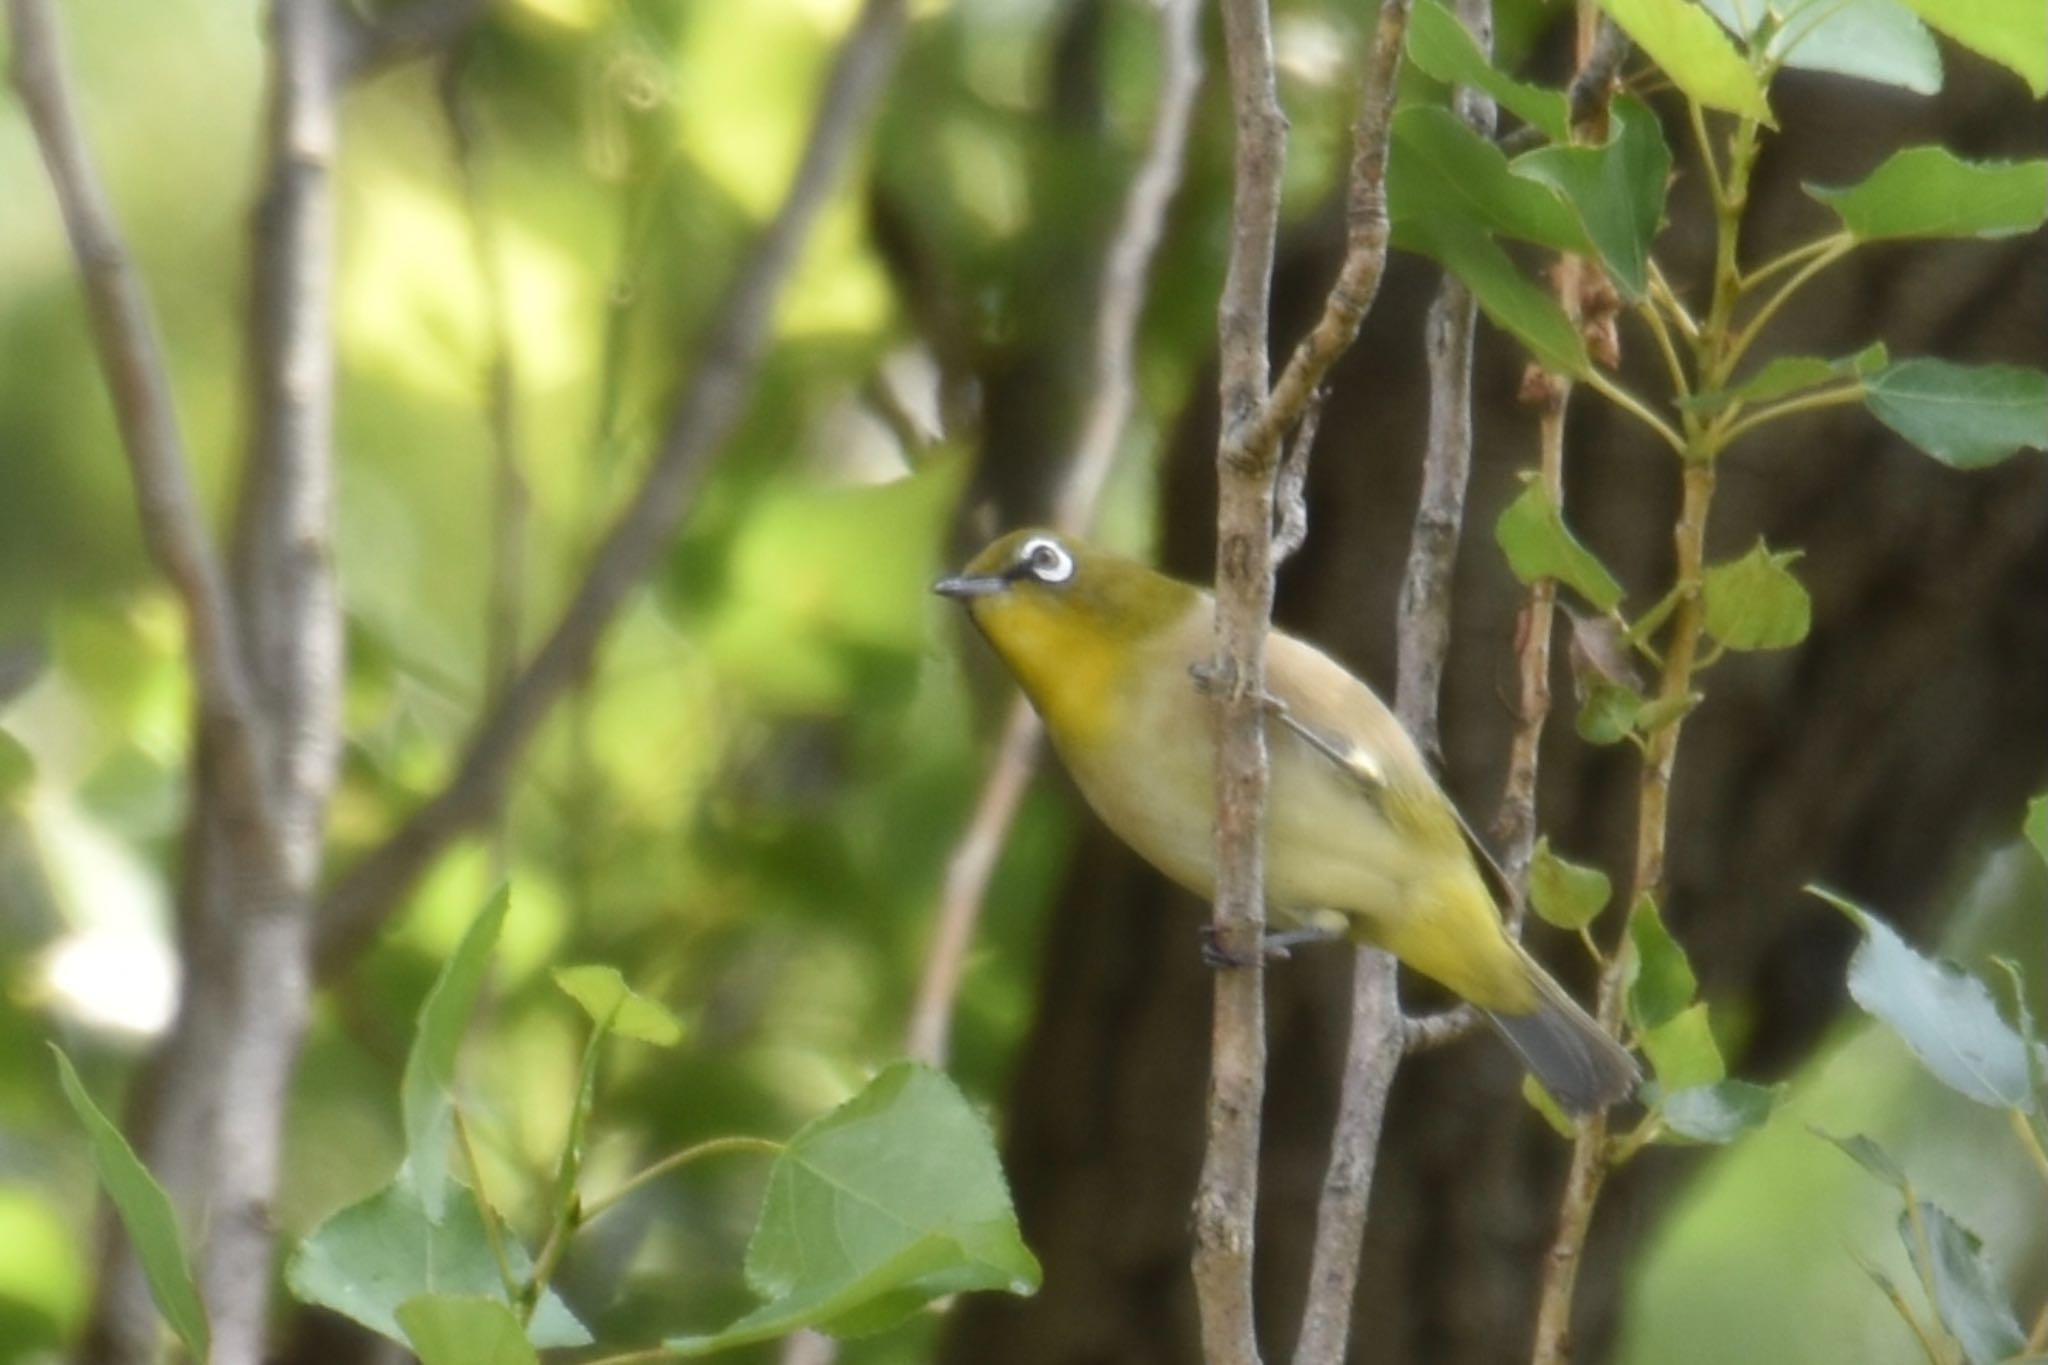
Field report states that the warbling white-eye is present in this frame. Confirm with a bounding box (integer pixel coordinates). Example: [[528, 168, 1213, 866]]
[[935, 527, 1638, 1114]]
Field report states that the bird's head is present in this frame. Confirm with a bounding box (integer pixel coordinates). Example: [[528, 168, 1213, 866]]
[[933, 530, 1197, 727]]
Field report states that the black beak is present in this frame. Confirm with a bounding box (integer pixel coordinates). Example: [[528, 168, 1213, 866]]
[[932, 573, 1009, 600]]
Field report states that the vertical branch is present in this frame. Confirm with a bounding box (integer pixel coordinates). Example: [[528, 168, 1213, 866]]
[[1294, 2, 1491, 1360], [908, 0, 1203, 1068]]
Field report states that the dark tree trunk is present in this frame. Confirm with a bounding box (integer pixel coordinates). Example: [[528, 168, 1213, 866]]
[[943, 56, 2048, 1365]]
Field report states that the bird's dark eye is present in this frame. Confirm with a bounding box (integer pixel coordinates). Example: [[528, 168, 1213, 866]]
[[1018, 535, 1075, 585]]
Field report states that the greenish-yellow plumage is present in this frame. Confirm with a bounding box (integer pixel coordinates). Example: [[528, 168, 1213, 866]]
[[936, 527, 1637, 1113]]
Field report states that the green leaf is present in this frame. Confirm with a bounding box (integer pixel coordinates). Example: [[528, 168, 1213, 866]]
[[552, 965, 686, 1046], [1659, 1079, 1778, 1143], [1511, 96, 1672, 299], [1901, 1201, 2027, 1365], [1809, 147, 2048, 241], [1527, 838, 1613, 931], [1811, 885, 2035, 1109], [1632, 690, 1702, 736], [1642, 1002, 1726, 1091], [1393, 216, 1589, 375], [1576, 681, 1644, 745], [1406, 0, 1569, 141], [1701, 541, 1811, 652], [1389, 107, 1591, 253], [1863, 359, 2048, 469], [51, 1048, 208, 1360], [1896, 0, 2045, 95], [398, 1296, 540, 1365], [1494, 478, 1624, 612], [1814, 1128, 1909, 1188], [1702, 0, 1942, 95], [1520, 1073, 1580, 1138], [1626, 894, 1697, 1030], [287, 1177, 590, 1351], [1596, 0, 1774, 123], [402, 889, 509, 1222], [672, 1062, 1038, 1352], [1681, 343, 1888, 412], [2025, 794, 2048, 868]]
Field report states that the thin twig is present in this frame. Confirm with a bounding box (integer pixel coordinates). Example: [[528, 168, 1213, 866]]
[[906, 0, 1203, 1070], [1292, 2, 1494, 1359], [314, 0, 911, 978], [6, 0, 274, 847], [580, 1135, 783, 1227]]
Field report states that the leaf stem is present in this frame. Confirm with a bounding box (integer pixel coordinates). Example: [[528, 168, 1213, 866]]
[[452, 1106, 523, 1304], [1739, 231, 1844, 293], [1722, 234, 1855, 377], [1582, 367, 1686, 456], [1716, 379, 1865, 449], [1634, 289, 1692, 402], [581, 1135, 784, 1227], [2011, 1106, 2048, 1195]]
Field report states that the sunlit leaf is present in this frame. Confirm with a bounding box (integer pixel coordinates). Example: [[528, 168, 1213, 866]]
[[402, 889, 509, 1222], [1895, 0, 2045, 95], [1494, 478, 1624, 612], [1809, 148, 2047, 240], [1406, 0, 1569, 140], [1659, 1079, 1777, 1143], [1702, 0, 1941, 94], [398, 1296, 540, 1365], [1901, 1201, 2027, 1365], [0, 728, 34, 806], [2025, 795, 2048, 868], [51, 1048, 208, 1360], [1811, 885, 2035, 1109], [1511, 96, 1672, 299], [1701, 541, 1811, 652], [1863, 360, 2048, 469], [1815, 1128, 1909, 1188], [287, 1177, 590, 1351], [1642, 1003, 1726, 1091], [1528, 838, 1612, 931], [1626, 894, 1696, 1030], [1389, 107, 1590, 251], [1597, 0, 1774, 123], [553, 964, 685, 1046], [670, 1062, 1038, 1353], [1392, 216, 1588, 375]]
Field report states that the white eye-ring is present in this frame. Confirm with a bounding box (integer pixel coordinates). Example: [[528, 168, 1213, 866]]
[[1019, 535, 1075, 584]]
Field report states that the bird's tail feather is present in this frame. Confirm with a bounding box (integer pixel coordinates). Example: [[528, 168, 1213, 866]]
[[1486, 946, 1639, 1115]]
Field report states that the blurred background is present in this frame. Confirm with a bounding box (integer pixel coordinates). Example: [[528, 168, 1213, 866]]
[[1, 0, 2043, 1362]]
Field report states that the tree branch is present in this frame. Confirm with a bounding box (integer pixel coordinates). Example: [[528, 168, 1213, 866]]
[[907, 0, 1203, 1070], [1293, 3, 1489, 1359], [6, 0, 274, 847], [313, 0, 911, 977], [333, 0, 495, 83]]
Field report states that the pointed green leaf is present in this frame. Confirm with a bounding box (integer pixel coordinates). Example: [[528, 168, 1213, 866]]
[[1901, 1201, 2027, 1365], [51, 1048, 208, 1360], [1659, 1079, 1778, 1142], [398, 1296, 540, 1365], [1576, 681, 1644, 745], [1626, 893, 1697, 1030], [1494, 478, 1624, 611], [1394, 216, 1589, 374], [674, 1063, 1038, 1351], [1512, 96, 1672, 299], [1809, 148, 2047, 240], [552, 965, 685, 1046], [1406, 0, 1569, 141], [1896, 0, 2045, 95], [1863, 359, 2048, 469], [1632, 690, 1702, 736], [1703, 0, 1942, 95], [1814, 1128, 1909, 1189], [1528, 838, 1613, 931], [402, 889, 509, 1222], [287, 1177, 590, 1350], [1642, 1002, 1726, 1091], [1390, 106, 1591, 252], [1681, 343, 1887, 412], [1702, 541, 1811, 652], [2025, 794, 2048, 868], [1597, 0, 1774, 123], [1810, 885, 2035, 1109]]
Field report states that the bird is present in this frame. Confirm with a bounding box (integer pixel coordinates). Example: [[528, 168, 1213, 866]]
[[934, 526, 1638, 1114]]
